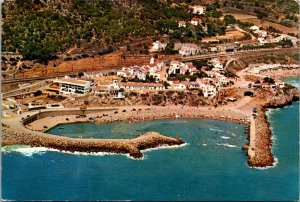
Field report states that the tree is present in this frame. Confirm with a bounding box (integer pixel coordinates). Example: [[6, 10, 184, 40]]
[[279, 39, 293, 47], [146, 74, 155, 83], [224, 15, 236, 25], [263, 77, 275, 84], [164, 42, 177, 55], [163, 81, 170, 88], [211, 10, 222, 18]]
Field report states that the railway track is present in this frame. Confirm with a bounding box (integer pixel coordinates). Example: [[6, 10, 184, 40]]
[[2, 47, 298, 85], [180, 47, 298, 61], [2, 75, 67, 84]]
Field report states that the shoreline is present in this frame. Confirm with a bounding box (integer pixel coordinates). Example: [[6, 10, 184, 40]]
[[2, 82, 299, 167], [2, 106, 249, 158]]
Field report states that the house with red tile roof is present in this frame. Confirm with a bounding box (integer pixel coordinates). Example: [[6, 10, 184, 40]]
[[191, 17, 202, 26]]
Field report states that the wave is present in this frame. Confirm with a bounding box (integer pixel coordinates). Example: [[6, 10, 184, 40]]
[[251, 157, 278, 170], [216, 143, 238, 148], [220, 136, 231, 139], [142, 143, 189, 153], [209, 128, 222, 132], [2, 143, 188, 159], [2, 146, 132, 159]]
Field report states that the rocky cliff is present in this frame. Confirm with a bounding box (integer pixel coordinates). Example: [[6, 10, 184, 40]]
[[264, 86, 299, 108]]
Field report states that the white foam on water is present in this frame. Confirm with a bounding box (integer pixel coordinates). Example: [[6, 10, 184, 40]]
[[142, 143, 189, 153], [13, 147, 49, 157], [3, 146, 132, 158], [217, 143, 238, 148], [221, 136, 231, 139], [209, 128, 224, 132], [173, 120, 188, 123], [202, 144, 207, 146], [3, 143, 188, 160], [251, 157, 278, 170]]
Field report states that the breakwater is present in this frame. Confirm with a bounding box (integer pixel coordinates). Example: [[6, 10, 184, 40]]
[[247, 106, 274, 167], [246, 86, 300, 167], [2, 125, 184, 159]]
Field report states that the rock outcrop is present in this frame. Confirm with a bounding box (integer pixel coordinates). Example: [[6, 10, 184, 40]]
[[265, 87, 299, 108]]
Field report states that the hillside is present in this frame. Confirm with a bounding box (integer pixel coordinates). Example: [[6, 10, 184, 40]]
[[219, 0, 299, 26], [2, 0, 193, 61], [2, 0, 299, 63]]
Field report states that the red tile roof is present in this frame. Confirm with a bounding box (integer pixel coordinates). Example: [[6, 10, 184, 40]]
[[192, 17, 201, 21]]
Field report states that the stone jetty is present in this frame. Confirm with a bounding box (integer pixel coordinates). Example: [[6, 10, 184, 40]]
[[246, 87, 299, 167], [2, 125, 184, 158], [247, 106, 274, 167]]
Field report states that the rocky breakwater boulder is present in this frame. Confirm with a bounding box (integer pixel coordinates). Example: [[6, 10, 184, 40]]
[[2, 127, 185, 159], [131, 132, 185, 157], [248, 106, 274, 167], [265, 86, 299, 108]]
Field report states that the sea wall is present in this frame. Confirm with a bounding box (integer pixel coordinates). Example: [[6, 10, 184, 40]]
[[22, 108, 116, 126]]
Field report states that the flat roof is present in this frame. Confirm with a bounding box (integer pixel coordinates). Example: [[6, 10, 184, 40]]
[[56, 79, 91, 87]]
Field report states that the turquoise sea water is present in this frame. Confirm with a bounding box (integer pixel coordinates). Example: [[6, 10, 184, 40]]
[[2, 77, 299, 201]]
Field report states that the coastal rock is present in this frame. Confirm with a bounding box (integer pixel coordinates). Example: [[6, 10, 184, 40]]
[[265, 87, 299, 108]]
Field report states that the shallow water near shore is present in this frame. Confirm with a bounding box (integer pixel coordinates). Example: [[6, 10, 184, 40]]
[[2, 78, 299, 200]]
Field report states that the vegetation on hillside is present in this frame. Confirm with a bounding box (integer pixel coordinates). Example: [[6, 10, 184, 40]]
[[2, 0, 194, 61], [2, 0, 298, 62]]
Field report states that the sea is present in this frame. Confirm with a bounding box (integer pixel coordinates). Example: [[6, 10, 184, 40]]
[[1, 77, 299, 201]]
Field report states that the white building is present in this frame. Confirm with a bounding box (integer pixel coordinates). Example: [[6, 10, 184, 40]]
[[200, 84, 217, 97], [190, 5, 206, 15], [117, 70, 130, 78], [179, 46, 201, 56], [191, 17, 202, 26], [178, 21, 187, 28], [149, 41, 167, 52], [119, 82, 165, 91], [275, 34, 298, 46], [217, 76, 229, 86], [209, 46, 219, 52], [258, 37, 267, 45], [168, 60, 188, 75], [174, 43, 201, 56], [209, 58, 224, 70], [55, 79, 92, 96], [168, 80, 187, 90], [254, 29, 268, 38], [93, 80, 124, 98], [250, 25, 260, 31]]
